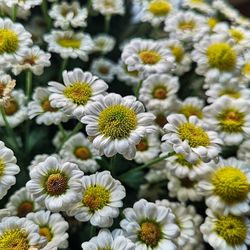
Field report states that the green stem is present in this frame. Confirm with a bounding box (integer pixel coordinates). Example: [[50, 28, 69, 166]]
[[87, 0, 92, 13], [25, 70, 33, 102], [134, 80, 143, 98], [41, 0, 52, 30], [58, 123, 66, 139], [11, 5, 17, 22], [59, 58, 69, 81], [89, 225, 96, 238], [105, 15, 111, 33], [109, 155, 117, 176]]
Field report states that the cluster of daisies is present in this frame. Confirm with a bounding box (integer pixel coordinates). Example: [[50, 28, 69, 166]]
[[1, 0, 250, 249]]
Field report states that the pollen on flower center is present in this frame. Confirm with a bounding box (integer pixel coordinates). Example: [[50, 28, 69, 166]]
[[180, 105, 203, 119], [178, 20, 196, 30], [74, 146, 91, 160], [45, 173, 68, 196], [138, 221, 161, 247], [171, 46, 184, 63], [207, 18, 218, 29], [206, 42, 237, 71], [212, 167, 249, 203], [0, 228, 29, 250], [136, 138, 149, 151], [0, 158, 5, 177], [148, 0, 172, 16], [218, 108, 245, 133], [64, 82, 92, 105], [17, 201, 33, 217], [191, 0, 204, 3], [230, 29, 244, 43], [152, 86, 167, 99], [215, 215, 247, 245], [178, 122, 210, 148], [82, 185, 110, 213], [99, 66, 109, 75], [0, 29, 19, 54], [57, 38, 81, 48], [139, 50, 161, 65], [155, 113, 167, 127], [98, 104, 137, 139], [4, 99, 19, 116], [175, 154, 199, 168], [22, 56, 37, 66], [42, 99, 58, 112], [39, 227, 53, 242], [242, 63, 250, 75]]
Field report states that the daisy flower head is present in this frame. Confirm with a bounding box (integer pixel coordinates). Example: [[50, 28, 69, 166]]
[[182, 0, 215, 15], [0, 216, 46, 250], [59, 132, 100, 173], [0, 18, 32, 65], [48, 68, 108, 119], [120, 198, 180, 250], [198, 157, 250, 216], [139, 73, 179, 112], [200, 209, 250, 250], [162, 114, 222, 163], [11, 46, 51, 76], [0, 73, 16, 105], [27, 210, 69, 250], [5, 0, 42, 10], [0, 140, 20, 200], [28, 87, 70, 126], [93, 34, 116, 54], [240, 50, 250, 82], [92, 0, 125, 16], [26, 156, 84, 212], [49, 2, 88, 30], [67, 171, 126, 228], [81, 229, 135, 250], [237, 140, 250, 162], [121, 38, 175, 77], [44, 30, 94, 61], [203, 96, 250, 145], [6, 187, 41, 217], [81, 93, 156, 160], [0, 3, 31, 20]]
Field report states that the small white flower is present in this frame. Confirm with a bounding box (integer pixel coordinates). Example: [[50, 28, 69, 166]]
[[26, 156, 84, 212], [92, 0, 125, 16], [240, 50, 250, 82], [93, 34, 116, 54], [67, 171, 126, 228], [4, 0, 42, 10], [182, 0, 215, 15]]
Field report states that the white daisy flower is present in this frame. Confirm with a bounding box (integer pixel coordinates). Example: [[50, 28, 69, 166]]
[[0, 141, 20, 200], [81, 93, 156, 160], [182, 0, 215, 15], [198, 157, 250, 216], [120, 198, 180, 250], [0, 90, 27, 128], [93, 34, 116, 54], [203, 96, 250, 145], [121, 38, 175, 76], [11, 46, 51, 76], [92, 0, 125, 16], [59, 132, 100, 173], [67, 171, 126, 228], [201, 209, 250, 250], [48, 68, 108, 119], [90, 57, 116, 82], [4, 0, 42, 10], [139, 73, 179, 112], [0, 3, 31, 20], [81, 229, 135, 250], [0, 18, 32, 65], [49, 2, 88, 30], [162, 114, 222, 163], [28, 87, 70, 126], [27, 210, 69, 250], [44, 30, 94, 61], [238, 140, 250, 162], [240, 50, 250, 82], [26, 156, 84, 212], [0, 73, 16, 105], [6, 187, 41, 217]]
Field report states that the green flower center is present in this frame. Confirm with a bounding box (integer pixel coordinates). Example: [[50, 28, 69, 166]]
[[148, 0, 172, 16], [64, 82, 92, 105], [178, 122, 210, 148], [39, 226, 53, 242], [175, 154, 200, 168], [206, 43, 237, 71], [219, 89, 240, 99], [139, 50, 161, 65], [98, 104, 137, 139], [17, 201, 33, 217], [82, 185, 110, 213], [179, 105, 203, 119], [57, 38, 81, 48], [0, 158, 5, 177], [74, 146, 91, 160], [4, 99, 19, 116], [136, 138, 149, 152], [152, 86, 167, 100], [215, 215, 247, 245], [0, 228, 29, 250], [0, 29, 19, 54], [45, 173, 68, 196], [171, 46, 184, 63], [212, 166, 249, 204], [42, 99, 58, 112], [230, 28, 245, 43], [178, 20, 196, 30]]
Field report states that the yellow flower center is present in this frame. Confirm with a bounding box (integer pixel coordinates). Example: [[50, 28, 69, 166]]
[[179, 105, 203, 119], [206, 43, 237, 71], [39, 227, 53, 242], [74, 146, 91, 160], [219, 89, 241, 99], [139, 50, 161, 65], [0, 29, 19, 54], [242, 63, 250, 76], [45, 173, 68, 196], [61, 6, 77, 17], [171, 46, 184, 63], [22, 56, 37, 66], [64, 82, 92, 105], [57, 38, 81, 48], [215, 215, 247, 245], [178, 20, 196, 31], [190, 0, 204, 3], [82, 185, 110, 213], [230, 28, 245, 43], [103, 0, 115, 8], [180, 177, 197, 188], [99, 66, 109, 75], [207, 18, 218, 29], [212, 166, 249, 203], [136, 138, 149, 152], [42, 99, 58, 112], [152, 86, 167, 100], [98, 104, 137, 139], [217, 108, 245, 133], [17, 201, 33, 217], [178, 122, 210, 148], [148, 0, 172, 16], [124, 65, 139, 77], [138, 221, 161, 247], [0, 228, 29, 250], [4, 99, 19, 116], [0, 158, 5, 177], [175, 154, 199, 168], [155, 113, 167, 127]]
